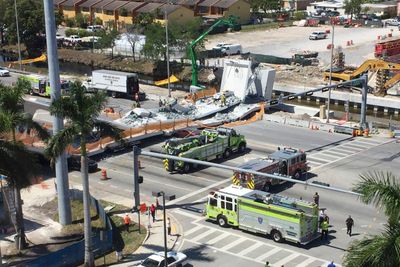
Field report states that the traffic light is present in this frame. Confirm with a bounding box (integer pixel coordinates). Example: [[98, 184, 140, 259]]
[[138, 176, 143, 184]]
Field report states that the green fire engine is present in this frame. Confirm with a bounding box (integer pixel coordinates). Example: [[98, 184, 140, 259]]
[[163, 127, 246, 172], [205, 185, 319, 244]]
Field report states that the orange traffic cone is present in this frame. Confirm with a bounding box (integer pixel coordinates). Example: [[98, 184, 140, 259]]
[[101, 169, 108, 180]]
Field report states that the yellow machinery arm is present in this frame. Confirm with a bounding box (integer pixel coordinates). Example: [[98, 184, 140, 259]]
[[323, 59, 400, 81]]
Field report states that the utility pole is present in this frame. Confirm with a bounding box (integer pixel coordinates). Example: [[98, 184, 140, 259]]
[[162, 192, 167, 267], [327, 23, 334, 123], [165, 9, 171, 98], [13, 0, 22, 70], [133, 146, 141, 233], [43, 0, 72, 225]]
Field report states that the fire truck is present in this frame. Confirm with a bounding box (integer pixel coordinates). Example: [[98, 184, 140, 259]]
[[232, 147, 308, 191], [205, 185, 319, 244]]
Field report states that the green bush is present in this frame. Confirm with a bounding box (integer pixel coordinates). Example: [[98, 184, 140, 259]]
[[65, 28, 78, 37], [65, 18, 75, 28], [77, 29, 90, 37], [75, 13, 89, 28], [95, 17, 103, 26], [293, 11, 307, 21]]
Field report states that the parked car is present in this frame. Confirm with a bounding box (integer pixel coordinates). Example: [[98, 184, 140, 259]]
[[87, 25, 104, 32], [68, 156, 98, 173], [220, 44, 242, 55], [139, 251, 187, 267], [386, 18, 399, 26], [0, 67, 10, 77], [309, 31, 327, 40], [64, 35, 82, 43]]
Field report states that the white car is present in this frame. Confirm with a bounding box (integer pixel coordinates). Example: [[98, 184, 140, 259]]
[[0, 67, 10, 77], [309, 31, 327, 40], [139, 251, 187, 267], [65, 35, 82, 43]]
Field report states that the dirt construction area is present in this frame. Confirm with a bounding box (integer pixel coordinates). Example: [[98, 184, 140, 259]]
[[206, 25, 399, 66]]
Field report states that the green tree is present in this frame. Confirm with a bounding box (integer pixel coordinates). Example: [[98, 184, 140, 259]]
[[97, 29, 119, 58], [0, 0, 6, 44], [343, 171, 400, 267], [142, 22, 166, 60], [0, 82, 49, 250], [250, 0, 281, 16], [75, 13, 90, 29], [45, 81, 122, 267], [134, 12, 156, 29], [344, 0, 364, 19]]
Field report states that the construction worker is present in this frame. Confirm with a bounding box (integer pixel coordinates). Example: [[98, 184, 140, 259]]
[[167, 217, 172, 235], [124, 213, 131, 232], [320, 218, 329, 240], [264, 261, 270, 267], [313, 192, 320, 206], [220, 93, 226, 107], [346, 215, 354, 236]]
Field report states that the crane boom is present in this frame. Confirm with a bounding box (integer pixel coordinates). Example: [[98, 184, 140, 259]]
[[189, 18, 237, 87]]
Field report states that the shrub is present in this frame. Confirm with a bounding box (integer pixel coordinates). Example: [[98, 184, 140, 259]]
[[65, 28, 79, 37], [65, 18, 75, 28]]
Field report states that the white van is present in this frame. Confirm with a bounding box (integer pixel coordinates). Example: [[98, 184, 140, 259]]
[[309, 31, 327, 40], [220, 44, 242, 55]]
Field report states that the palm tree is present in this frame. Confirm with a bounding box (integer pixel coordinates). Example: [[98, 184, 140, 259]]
[[0, 82, 49, 249], [343, 171, 400, 267], [45, 81, 122, 267]]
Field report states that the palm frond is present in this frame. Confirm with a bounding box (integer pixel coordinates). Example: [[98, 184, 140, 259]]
[[84, 91, 108, 121], [49, 94, 79, 121], [21, 114, 51, 141], [45, 126, 79, 159], [343, 220, 400, 267], [354, 171, 400, 219], [0, 140, 41, 189], [94, 120, 123, 142]]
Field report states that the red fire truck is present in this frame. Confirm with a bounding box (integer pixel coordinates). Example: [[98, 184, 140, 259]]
[[232, 147, 309, 192]]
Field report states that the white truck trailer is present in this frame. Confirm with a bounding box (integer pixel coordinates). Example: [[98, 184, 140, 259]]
[[84, 69, 145, 100]]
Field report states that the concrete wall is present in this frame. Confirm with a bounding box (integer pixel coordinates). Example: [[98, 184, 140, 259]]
[[223, 0, 251, 24]]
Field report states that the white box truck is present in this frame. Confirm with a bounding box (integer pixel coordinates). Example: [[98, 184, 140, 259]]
[[83, 69, 145, 100]]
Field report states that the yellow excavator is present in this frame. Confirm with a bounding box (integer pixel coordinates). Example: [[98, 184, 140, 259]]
[[323, 59, 400, 96]]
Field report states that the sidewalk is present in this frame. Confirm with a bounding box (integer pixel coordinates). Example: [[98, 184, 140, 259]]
[[71, 181, 183, 266]]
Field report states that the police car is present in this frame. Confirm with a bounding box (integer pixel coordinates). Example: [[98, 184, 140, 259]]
[[139, 251, 187, 267]]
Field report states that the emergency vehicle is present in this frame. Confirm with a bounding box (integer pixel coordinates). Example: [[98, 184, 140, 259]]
[[19, 74, 70, 97], [205, 185, 319, 244], [232, 147, 308, 191]]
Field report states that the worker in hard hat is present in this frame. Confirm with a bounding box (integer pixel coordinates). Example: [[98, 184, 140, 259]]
[[220, 93, 226, 107]]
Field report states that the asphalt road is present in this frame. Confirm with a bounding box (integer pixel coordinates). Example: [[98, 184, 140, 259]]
[[66, 120, 392, 266]]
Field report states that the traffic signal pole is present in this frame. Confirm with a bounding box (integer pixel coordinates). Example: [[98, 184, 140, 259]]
[[43, 0, 71, 225], [133, 146, 141, 233]]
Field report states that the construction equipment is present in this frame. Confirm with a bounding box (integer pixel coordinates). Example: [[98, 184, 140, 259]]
[[205, 185, 319, 244], [188, 17, 240, 91], [323, 59, 400, 95], [375, 36, 400, 58], [19, 74, 70, 97], [232, 147, 308, 191], [163, 127, 246, 172]]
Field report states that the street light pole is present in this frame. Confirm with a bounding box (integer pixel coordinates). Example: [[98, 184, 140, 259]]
[[165, 9, 171, 98], [162, 192, 167, 267], [327, 23, 335, 123], [13, 0, 22, 70]]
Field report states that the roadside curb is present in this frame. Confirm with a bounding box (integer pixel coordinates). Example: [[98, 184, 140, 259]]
[[168, 212, 183, 251]]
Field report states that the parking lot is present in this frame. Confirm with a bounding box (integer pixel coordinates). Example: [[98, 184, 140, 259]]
[[206, 25, 399, 66]]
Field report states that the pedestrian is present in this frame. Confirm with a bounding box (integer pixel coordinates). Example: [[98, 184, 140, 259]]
[[264, 261, 270, 267], [124, 213, 131, 232], [167, 217, 172, 235], [321, 218, 329, 240], [346, 215, 354, 236], [313, 192, 319, 206], [327, 261, 336, 267], [150, 204, 156, 223]]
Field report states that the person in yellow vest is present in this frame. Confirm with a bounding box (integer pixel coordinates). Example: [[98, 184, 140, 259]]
[[220, 93, 226, 107], [321, 218, 329, 240]]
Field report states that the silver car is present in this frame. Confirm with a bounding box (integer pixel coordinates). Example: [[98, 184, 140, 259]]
[[309, 31, 327, 40], [0, 67, 10, 77], [139, 251, 187, 267]]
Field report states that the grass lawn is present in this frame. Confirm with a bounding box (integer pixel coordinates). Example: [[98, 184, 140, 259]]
[[52, 198, 146, 266]]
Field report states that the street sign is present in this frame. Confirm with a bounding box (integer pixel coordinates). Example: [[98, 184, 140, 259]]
[[140, 203, 147, 213]]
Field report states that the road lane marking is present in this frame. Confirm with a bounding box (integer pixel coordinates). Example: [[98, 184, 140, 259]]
[[184, 225, 203, 236], [190, 228, 216, 242], [220, 236, 246, 251], [238, 242, 263, 256], [273, 252, 301, 266], [296, 257, 316, 267], [255, 247, 280, 262], [205, 232, 230, 245]]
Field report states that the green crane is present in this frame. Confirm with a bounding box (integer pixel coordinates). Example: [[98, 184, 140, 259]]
[[188, 17, 239, 88]]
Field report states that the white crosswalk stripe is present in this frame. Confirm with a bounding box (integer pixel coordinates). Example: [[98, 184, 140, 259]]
[[183, 221, 341, 267]]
